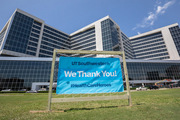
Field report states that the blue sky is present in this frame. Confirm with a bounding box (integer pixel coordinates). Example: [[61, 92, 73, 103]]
[[0, 0, 180, 37]]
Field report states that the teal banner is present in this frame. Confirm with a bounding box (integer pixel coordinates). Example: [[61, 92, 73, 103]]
[[56, 57, 124, 94]]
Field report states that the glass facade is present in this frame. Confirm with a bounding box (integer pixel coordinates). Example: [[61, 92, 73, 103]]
[[101, 19, 120, 51], [121, 32, 134, 59], [70, 27, 96, 57], [0, 58, 179, 90], [26, 21, 42, 56], [0, 26, 7, 48], [1, 9, 179, 61], [71, 28, 96, 50], [101, 19, 134, 59], [0, 10, 71, 58], [127, 61, 180, 81], [4, 12, 34, 54], [131, 32, 170, 60], [169, 26, 180, 56], [39, 25, 70, 57], [0, 59, 52, 90]]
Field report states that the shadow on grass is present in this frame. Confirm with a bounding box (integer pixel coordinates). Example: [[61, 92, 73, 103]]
[[135, 102, 146, 106], [62, 105, 132, 112]]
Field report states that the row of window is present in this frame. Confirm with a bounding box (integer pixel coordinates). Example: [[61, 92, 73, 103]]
[[41, 40, 63, 50], [28, 41, 38, 47], [70, 28, 95, 40], [29, 37, 38, 43], [131, 34, 163, 45], [43, 32, 69, 45], [71, 38, 95, 48], [131, 32, 162, 43], [136, 49, 168, 57], [43, 29, 69, 41], [134, 42, 165, 52], [124, 46, 133, 53], [39, 54, 51, 57], [39, 49, 53, 56], [42, 36, 69, 48], [31, 32, 39, 38], [44, 25, 69, 38], [123, 42, 133, 52], [137, 52, 169, 59], [72, 54, 96, 58], [71, 34, 95, 45], [121, 32, 129, 40], [27, 46, 37, 52], [148, 56, 170, 60], [70, 27, 95, 38], [72, 45, 96, 50], [133, 38, 164, 48], [26, 50, 36, 56], [40, 44, 54, 51], [33, 21, 42, 26], [31, 28, 40, 34], [32, 24, 41, 30], [122, 40, 134, 58], [72, 42, 96, 50], [124, 48, 134, 57], [135, 45, 167, 54]]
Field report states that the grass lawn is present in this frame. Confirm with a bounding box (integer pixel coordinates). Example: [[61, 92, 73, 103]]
[[0, 88, 179, 120]]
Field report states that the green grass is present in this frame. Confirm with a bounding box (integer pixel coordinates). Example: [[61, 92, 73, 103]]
[[0, 89, 180, 120]]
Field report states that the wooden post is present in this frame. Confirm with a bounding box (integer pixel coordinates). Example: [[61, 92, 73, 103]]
[[47, 49, 132, 111], [48, 49, 57, 111], [122, 51, 132, 106]]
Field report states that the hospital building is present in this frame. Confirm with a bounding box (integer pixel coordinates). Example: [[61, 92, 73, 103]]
[[0, 9, 180, 90]]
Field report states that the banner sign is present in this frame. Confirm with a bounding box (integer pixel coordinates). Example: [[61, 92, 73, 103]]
[[56, 57, 124, 94]]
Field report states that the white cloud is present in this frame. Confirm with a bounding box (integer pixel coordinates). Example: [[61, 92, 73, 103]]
[[156, 1, 174, 14], [133, 0, 175, 31], [147, 12, 155, 21]]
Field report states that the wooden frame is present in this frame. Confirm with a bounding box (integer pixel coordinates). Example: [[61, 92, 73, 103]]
[[48, 49, 132, 111]]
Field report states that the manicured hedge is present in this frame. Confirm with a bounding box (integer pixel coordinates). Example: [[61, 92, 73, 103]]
[[0, 91, 57, 93], [124, 87, 136, 90], [0, 91, 26, 93], [37, 90, 56, 93]]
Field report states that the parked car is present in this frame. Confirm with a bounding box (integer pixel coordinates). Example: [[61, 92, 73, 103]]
[[18, 89, 27, 91], [136, 87, 147, 91], [38, 88, 47, 92], [149, 85, 159, 90], [26, 90, 37, 93], [178, 80, 180, 85], [1, 89, 12, 92]]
